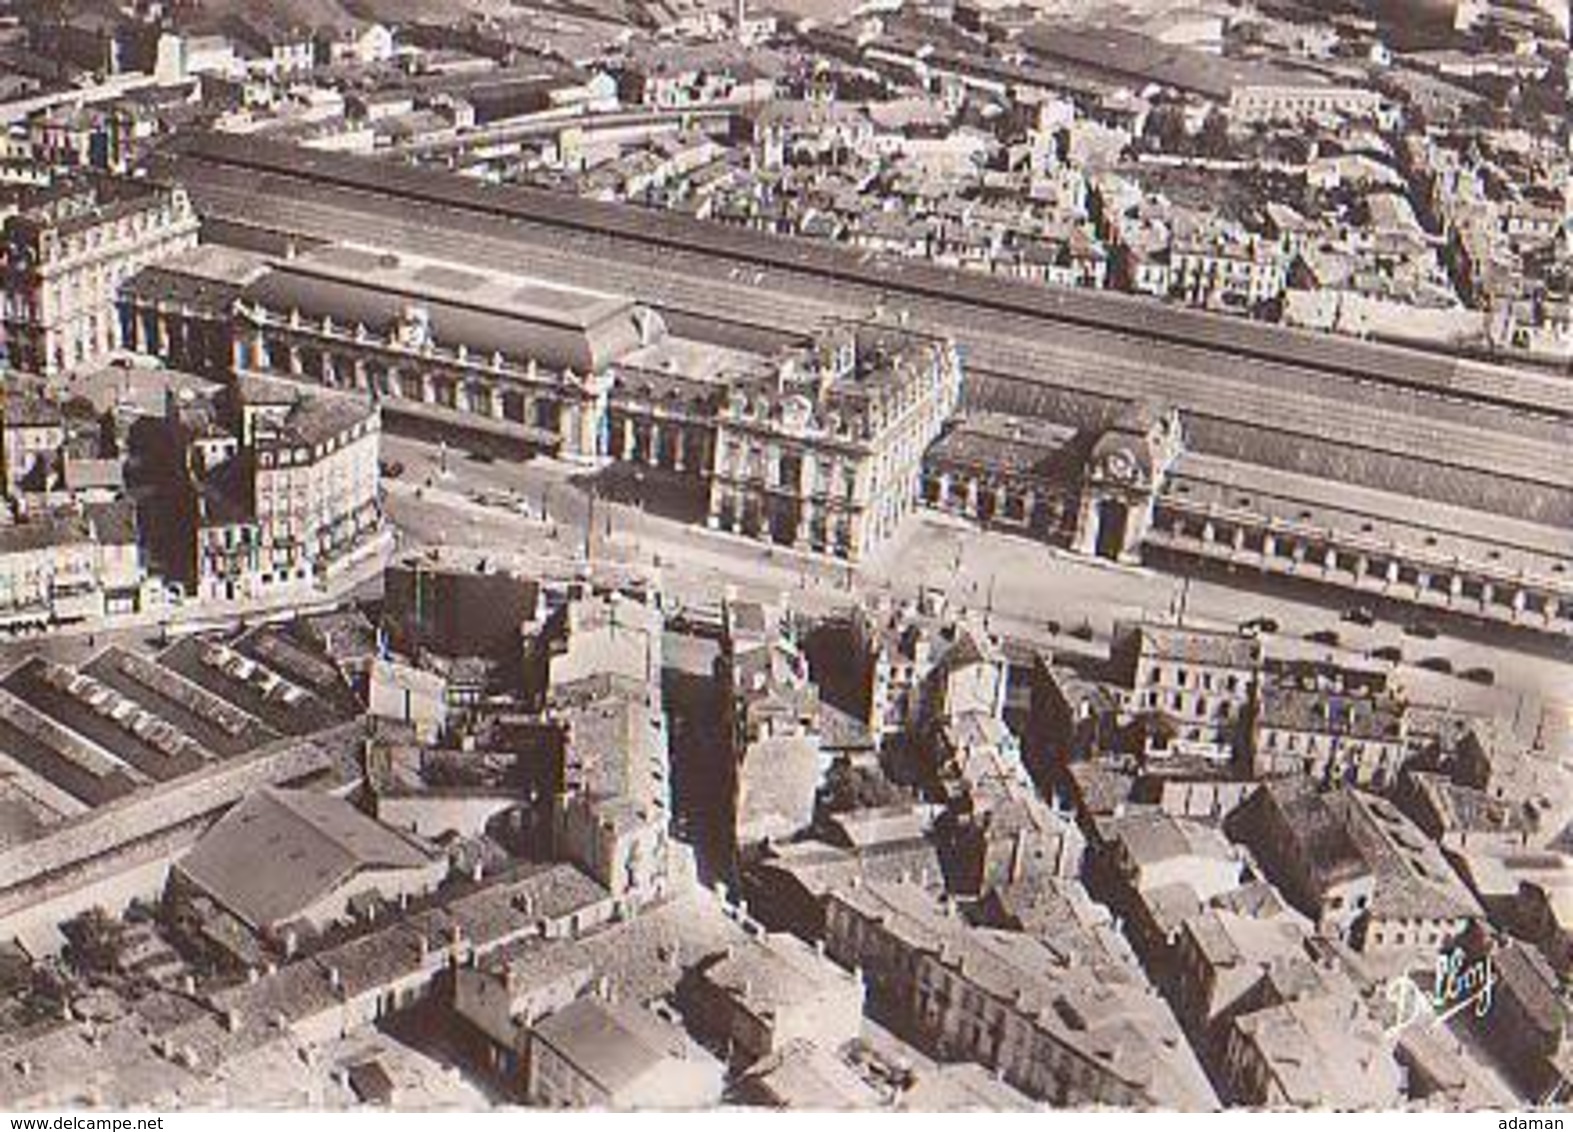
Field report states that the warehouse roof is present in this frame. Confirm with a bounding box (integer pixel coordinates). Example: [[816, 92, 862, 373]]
[[1016, 23, 1330, 102], [176, 787, 438, 932]]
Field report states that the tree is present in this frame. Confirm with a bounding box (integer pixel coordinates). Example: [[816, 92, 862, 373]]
[[1196, 111, 1232, 160], [62, 908, 127, 978], [819, 758, 912, 814], [1143, 104, 1189, 154]]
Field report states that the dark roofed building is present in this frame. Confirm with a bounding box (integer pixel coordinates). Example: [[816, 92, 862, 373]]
[[924, 413, 1084, 545], [1250, 679, 1408, 790], [1237, 780, 1481, 972], [170, 787, 446, 942], [1018, 23, 1274, 100], [383, 556, 543, 663], [1439, 930, 1573, 1100], [345, 1059, 397, 1106], [1233, 779, 1376, 944]]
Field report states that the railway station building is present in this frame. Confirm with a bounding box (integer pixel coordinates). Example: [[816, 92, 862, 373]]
[[117, 152, 1573, 634], [130, 241, 963, 563]]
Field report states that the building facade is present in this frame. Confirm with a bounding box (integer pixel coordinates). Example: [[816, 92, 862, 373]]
[[1110, 621, 1262, 760], [247, 386, 382, 595], [822, 879, 1217, 1108], [1227, 84, 1385, 124], [228, 245, 636, 467], [1249, 665, 1407, 789], [183, 243, 961, 563], [707, 319, 963, 560], [0, 503, 146, 630], [1, 393, 66, 498], [2, 178, 198, 375], [172, 381, 383, 603]]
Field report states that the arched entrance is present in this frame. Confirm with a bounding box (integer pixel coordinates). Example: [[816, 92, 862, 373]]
[[1094, 498, 1129, 561]]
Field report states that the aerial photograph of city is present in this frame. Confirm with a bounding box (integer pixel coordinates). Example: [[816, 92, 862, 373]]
[[0, 0, 1567, 1115]]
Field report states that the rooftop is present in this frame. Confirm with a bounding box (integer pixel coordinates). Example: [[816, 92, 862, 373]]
[[695, 931, 858, 1019], [1117, 620, 1263, 673], [1259, 780, 1374, 893], [2, 393, 64, 430], [251, 385, 376, 451], [1232, 996, 1403, 1109], [531, 996, 701, 1099], [741, 1040, 885, 1110], [926, 412, 1082, 480], [1333, 790, 1482, 922], [1256, 685, 1405, 742], [175, 787, 439, 932], [830, 880, 1215, 1107], [1101, 810, 1237, 871], [1163, 452, 1573, 581], [1017, 23, 1332, 102], [242, 244, 652, 375]]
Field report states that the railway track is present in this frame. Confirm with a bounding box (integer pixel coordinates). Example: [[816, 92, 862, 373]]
[[168, 130, 1573, 422], [177, 168, 1573, 505]]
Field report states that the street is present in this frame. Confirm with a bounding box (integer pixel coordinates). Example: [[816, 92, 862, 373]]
[[379, 429, 1573, 757]]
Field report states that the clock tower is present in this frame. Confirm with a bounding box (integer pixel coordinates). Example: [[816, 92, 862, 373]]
[[1072, 400, 1183, 563]]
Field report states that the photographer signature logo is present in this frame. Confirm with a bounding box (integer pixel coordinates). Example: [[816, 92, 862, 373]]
[[1384, 947, 1497, 1038]]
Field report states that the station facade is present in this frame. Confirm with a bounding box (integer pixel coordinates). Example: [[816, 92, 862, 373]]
[[124, 241, 1573, 633]]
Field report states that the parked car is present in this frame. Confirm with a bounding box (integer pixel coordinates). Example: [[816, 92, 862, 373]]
[[1404, 620, 1441, 639], [379, 459, 405, 479], [1342, 605, 1377, 627], [1306, 629, 1341, 647], [1371, 645, 1403, 664], [1417, 656, 1454, 675], [108, 351, 161, 370], [1241, 616, 1281, 635], [1461, 666, 1496, 687]]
